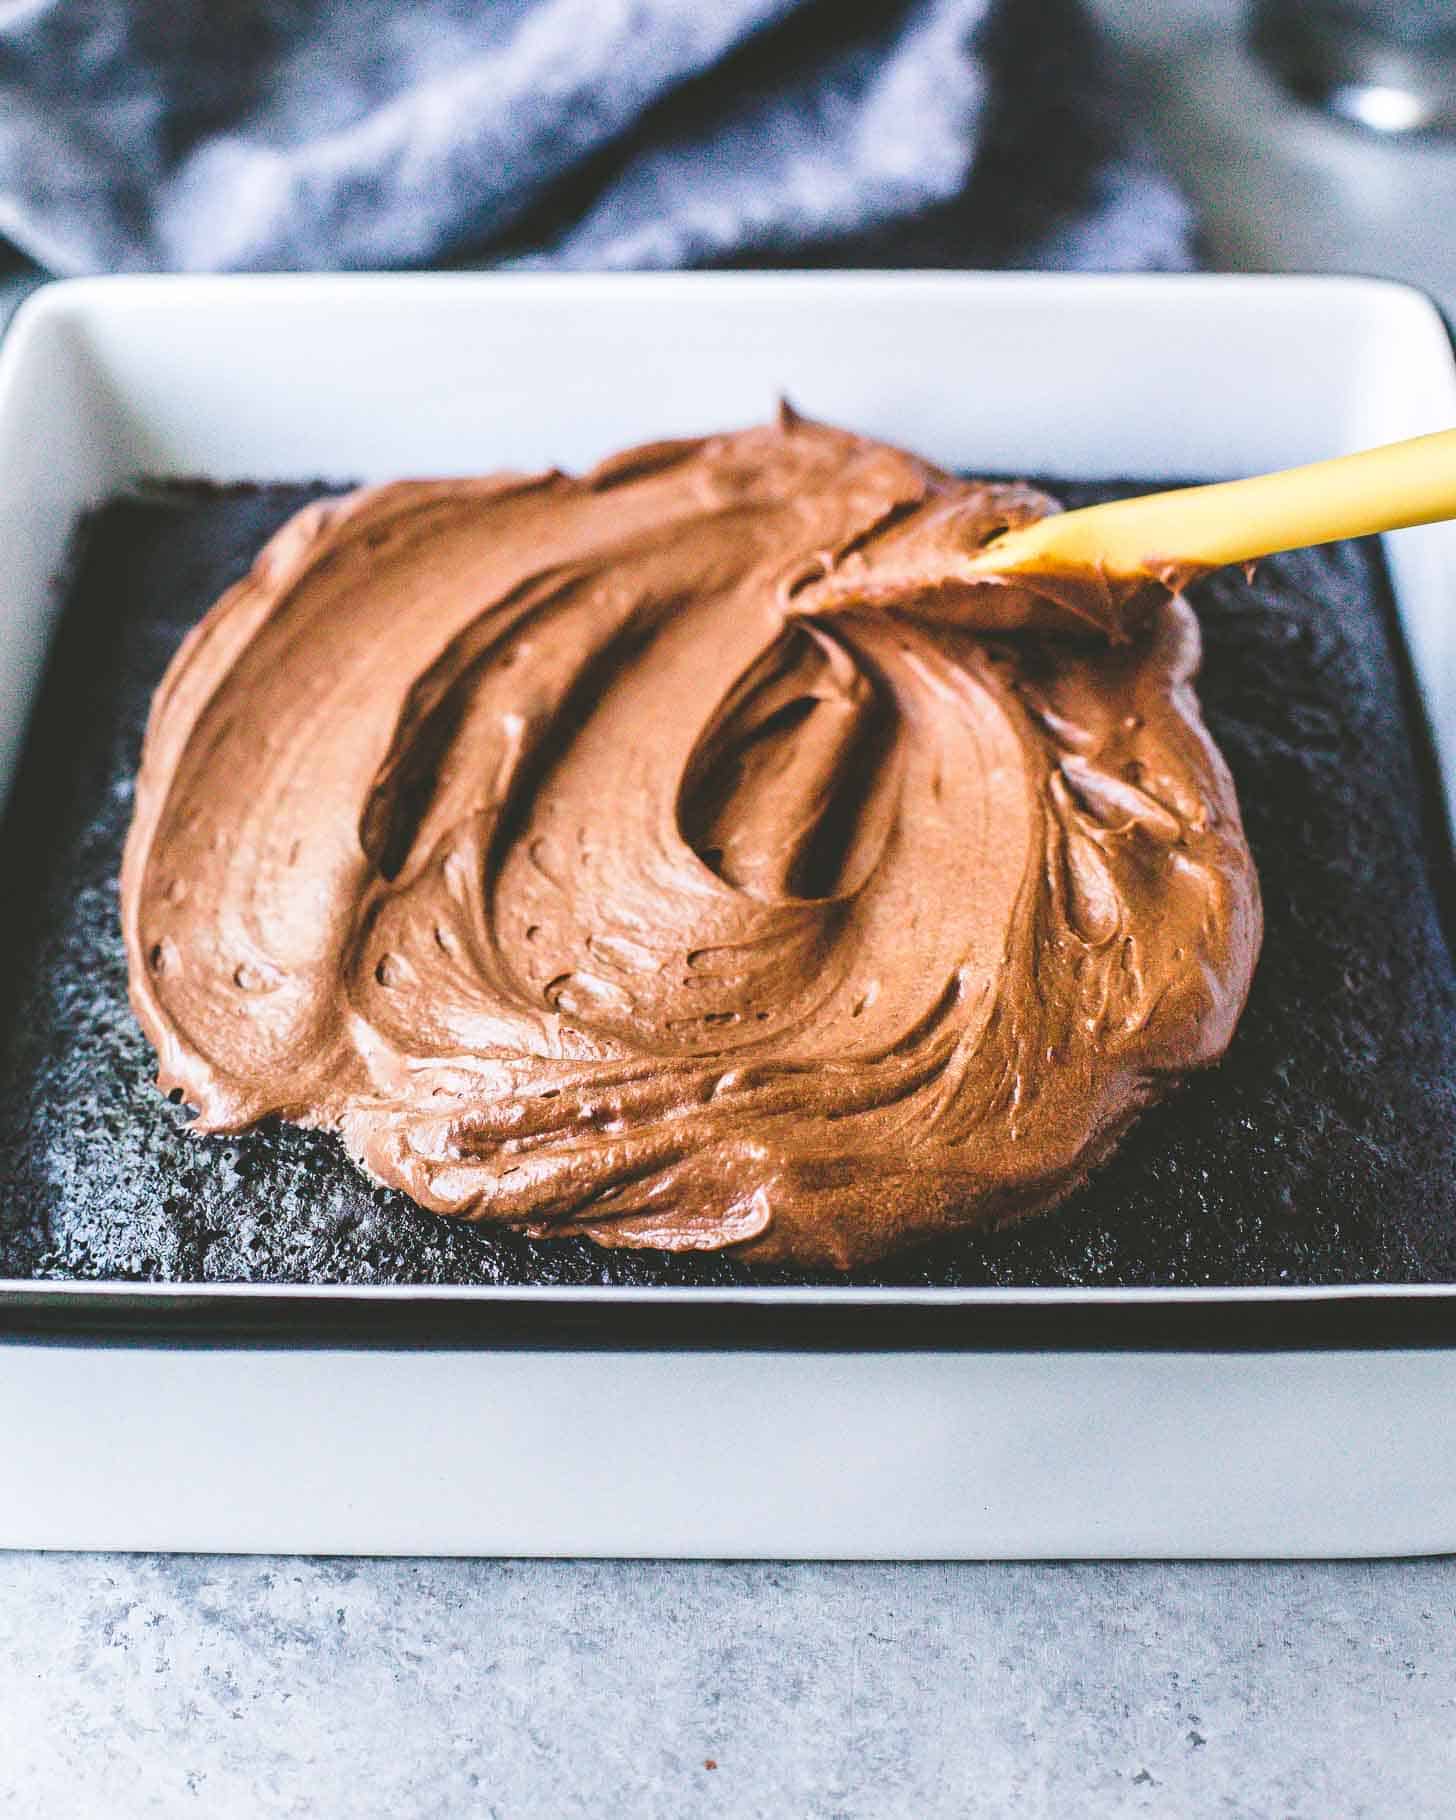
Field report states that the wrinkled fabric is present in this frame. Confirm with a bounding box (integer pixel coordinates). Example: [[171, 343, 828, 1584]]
[[0, 0, 1194, 277]]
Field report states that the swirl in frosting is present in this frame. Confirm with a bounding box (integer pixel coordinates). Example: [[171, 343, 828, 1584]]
[[121, 412, 1262, 1268]]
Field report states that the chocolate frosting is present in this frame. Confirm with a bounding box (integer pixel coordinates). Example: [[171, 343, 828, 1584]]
[[121, 414, 1262, 1269]]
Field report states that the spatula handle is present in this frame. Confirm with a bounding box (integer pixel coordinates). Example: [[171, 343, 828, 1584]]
[[970, 427, 1456, 582]]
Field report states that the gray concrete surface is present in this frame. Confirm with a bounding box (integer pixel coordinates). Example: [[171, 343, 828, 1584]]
[[2, 1555, 1455, 1819], [1091, 0, 1456, 323]]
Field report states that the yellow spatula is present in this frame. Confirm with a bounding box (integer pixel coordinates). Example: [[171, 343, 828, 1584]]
[[967, 427, 1456, 587]]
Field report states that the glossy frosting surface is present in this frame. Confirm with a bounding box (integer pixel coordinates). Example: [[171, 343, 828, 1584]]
[[121, 414, 1261, 1267]]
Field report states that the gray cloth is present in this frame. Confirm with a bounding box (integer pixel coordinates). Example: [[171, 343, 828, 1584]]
[[0, 0, 1194, 278]]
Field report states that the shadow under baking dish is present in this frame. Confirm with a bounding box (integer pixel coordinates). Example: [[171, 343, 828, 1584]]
[[3, 477, 1455, 1296]]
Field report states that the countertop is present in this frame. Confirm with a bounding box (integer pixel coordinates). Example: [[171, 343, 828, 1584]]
[[6, 6, 1456, 1817], [2, 1557, 1455, 1817]]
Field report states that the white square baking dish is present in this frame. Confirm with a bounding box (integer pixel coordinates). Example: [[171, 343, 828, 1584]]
[[3, 271, 1456, 1558]]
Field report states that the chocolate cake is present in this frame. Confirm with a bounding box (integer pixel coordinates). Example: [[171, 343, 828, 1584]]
[[3, 476, 1454, 1288]]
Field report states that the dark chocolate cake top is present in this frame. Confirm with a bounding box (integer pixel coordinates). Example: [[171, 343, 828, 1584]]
[[2, 468, 1452, 1290]]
